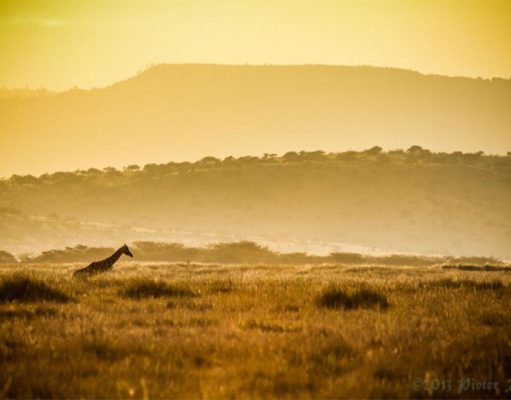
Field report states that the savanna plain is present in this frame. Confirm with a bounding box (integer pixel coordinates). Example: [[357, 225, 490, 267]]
[[1, 262, 511, 399]]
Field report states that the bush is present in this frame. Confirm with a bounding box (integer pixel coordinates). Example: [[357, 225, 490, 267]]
[[81, 338, 129, 361], [0, 276, 73, 303], [119, 279, 194, 299], [329, 252, 365, 264], [24, 245, 113, 263], [420, 279, 504, 291], [441, 264, 510, 272], [316, 287, 389, 310]]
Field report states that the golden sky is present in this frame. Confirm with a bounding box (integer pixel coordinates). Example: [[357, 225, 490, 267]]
[[0, 0, 510, 90]]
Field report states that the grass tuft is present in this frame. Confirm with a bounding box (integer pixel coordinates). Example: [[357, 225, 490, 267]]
[[479, 312, 507, 327], [118, 279, 194, 299], [207, 279, 234, 293], [243, 319, 287, 333], [0, 275, 73, 303], [82, 338, 128, 362], [316, 287, 389, 310], [0, 307, 57, 320]]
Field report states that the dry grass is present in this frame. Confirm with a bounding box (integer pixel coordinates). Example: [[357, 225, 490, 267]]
[[0, 262, 510, 399]]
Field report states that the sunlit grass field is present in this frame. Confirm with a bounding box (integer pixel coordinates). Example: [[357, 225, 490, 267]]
[[1, 262, 510, 399]]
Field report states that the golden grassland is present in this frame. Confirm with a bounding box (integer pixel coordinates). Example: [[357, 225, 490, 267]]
[[1, 262, 511, 399]]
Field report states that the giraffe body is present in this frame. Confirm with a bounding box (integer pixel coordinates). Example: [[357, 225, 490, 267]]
[[73, 244, 133, 278]]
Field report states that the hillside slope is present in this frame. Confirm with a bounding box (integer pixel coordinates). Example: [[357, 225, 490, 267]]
[[1, 150, 510, 258], [1, 64, 510, 176]]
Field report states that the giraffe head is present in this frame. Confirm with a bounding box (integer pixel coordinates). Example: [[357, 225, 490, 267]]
[[123, 244, 134, 257]]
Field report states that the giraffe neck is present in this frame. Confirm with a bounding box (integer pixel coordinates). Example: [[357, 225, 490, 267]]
[[108, 247, 125, 266]]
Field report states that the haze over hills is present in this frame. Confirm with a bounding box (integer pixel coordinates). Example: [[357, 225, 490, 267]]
[[1, 149, 510, 259], [1, 64, 510, 177], [0, 88, 55, 99]]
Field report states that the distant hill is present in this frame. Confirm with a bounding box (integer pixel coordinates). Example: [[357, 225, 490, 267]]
[[1, 64, 510, 176], [8, 241, 502, 266], [0, 87, 54, 99], [1, 149, 510, 259]]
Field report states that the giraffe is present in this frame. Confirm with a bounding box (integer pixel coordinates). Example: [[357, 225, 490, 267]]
[[73, 244, 133, 278]]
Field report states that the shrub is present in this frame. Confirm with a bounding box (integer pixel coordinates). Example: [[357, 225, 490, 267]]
[[479, 312, 506, 327], [316, 287, 388, 310], [81, 338, 128, 361], [420, 279, 504, 291], [0, 276, 73, 303], [0, 307, 57, 320], [24, 245, 113, 263], [207, 279, 234, 293], [329, 252, 365, 264], [442, 264, 510, 272], [243, 320, 286, 333], [119, 279, 194, 299]]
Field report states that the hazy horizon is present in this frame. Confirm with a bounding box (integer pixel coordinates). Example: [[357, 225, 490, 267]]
[[2, 62, 509, 93], [1, 1, 510, 90], [2, 149, 510, 260], [2, 0, 511, 177], [1, 63, 510, 177]]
